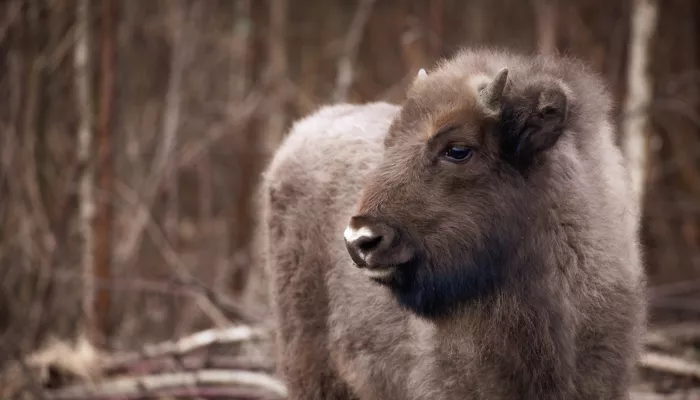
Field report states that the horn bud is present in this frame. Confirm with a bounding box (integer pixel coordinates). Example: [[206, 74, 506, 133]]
[[414, 68, 427, 84], [479, 67, 509, 115]]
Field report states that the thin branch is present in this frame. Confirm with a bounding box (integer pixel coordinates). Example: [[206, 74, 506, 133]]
[[0, 0, 22, 45], [115, 183, 231, 327], [114, 1, 201, 268], [74, 0, 97, 346], [532, 0, 557, 55], [263, 0, 289, 152], [114, 180, 263, 325], [90, 0, 117, 345], [21, 1, 57, 260], [45, 267, 266, 323], [230, 0, 251, 103], [177, 91, 264, 168], [332, 0, 377, 102]]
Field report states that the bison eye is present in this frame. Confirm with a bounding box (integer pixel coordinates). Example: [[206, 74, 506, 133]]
[[442, 145, 473, 163]]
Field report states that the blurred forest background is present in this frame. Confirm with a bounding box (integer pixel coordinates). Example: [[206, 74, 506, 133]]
[[1, 0, 700, 398]]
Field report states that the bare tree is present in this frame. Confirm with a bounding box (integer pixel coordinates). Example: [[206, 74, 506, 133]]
[[161, 1, 193, 251], [74, 0, 97, 343], [114, 1, 198, 268], [533, 0, 558, 55], [621, 0, 658, 208], [93, 0, 116, 345], [229, 0, 289, 296], [228, 0, 255, 296], [263, 0, 288, 152], [428, 0, 444, 58], [332, 0, 376, 102], [230, 0, 251, 104]]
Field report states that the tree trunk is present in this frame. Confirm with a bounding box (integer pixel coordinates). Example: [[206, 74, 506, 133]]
[[228, 0, 257, 295], [93, 0, 116, 345], [533, 0, 558, 55], [621, 0, 658, 208], [263, 0, 288, 152], [75, 0, 97, 344], [332, 0, 376, 102]]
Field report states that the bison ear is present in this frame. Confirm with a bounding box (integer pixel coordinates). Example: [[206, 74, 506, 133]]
[[500, 82, 569, 168]]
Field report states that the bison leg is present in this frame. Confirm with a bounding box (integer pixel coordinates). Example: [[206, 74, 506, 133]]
[[263, 184, 357, 400]]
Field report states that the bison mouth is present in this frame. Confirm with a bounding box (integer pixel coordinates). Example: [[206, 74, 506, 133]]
[[362, 265, 397, 281], [348, 246, 416, 285], [360, 258, 418, 288], [361, 260, 414, 284]]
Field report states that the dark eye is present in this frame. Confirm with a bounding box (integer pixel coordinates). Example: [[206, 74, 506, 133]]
[[442, 145, 473, 163]]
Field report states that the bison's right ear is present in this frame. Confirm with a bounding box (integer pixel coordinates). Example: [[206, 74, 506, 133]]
[[500, 81, 569, 169]]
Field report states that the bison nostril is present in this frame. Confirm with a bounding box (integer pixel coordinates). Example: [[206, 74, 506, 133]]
[[344, 224, 388, 267], [357, 235, 383, 252]]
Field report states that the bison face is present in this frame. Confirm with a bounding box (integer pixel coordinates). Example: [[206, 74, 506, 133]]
[[344, 67, 570, 318]]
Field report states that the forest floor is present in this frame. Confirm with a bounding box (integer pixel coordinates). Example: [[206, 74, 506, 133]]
[[1, 291, 699, 399]]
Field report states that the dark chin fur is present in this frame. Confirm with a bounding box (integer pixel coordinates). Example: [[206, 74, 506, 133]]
[[384, 232, 516, 319]]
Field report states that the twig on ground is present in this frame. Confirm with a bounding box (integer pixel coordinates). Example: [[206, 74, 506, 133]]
[[644, 331, 679, 352], [630, 389, 700, 400], [44, 369, 288, 399], [48, 385, 284, 400], [645, 323, 700, 350], [639, 352, 700, 380], [104, 354, 274, 375], [102, 325, 267, 371]]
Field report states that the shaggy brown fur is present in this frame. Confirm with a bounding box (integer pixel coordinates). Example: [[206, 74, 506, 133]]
[[259, 47, 647, 400]]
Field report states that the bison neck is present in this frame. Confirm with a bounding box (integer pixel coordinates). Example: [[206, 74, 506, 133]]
[[408, 265, 576, 398]]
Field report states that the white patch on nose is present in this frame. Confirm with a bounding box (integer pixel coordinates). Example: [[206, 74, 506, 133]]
[[344, 225, 375, 243]]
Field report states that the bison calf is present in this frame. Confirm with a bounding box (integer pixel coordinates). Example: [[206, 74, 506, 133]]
[[259, 48, 646, 399]]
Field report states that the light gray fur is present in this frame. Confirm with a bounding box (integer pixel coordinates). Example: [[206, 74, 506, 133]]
[[259, 49, 646, 400]]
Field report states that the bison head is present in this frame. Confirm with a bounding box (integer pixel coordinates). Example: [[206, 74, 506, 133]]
[[344, 60, 571, 318]]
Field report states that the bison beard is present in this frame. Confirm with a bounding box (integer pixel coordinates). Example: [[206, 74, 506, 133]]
[[381, 224, 521, 319]]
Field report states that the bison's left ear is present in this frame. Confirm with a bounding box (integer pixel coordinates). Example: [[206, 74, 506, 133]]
[[500, 82, 569, 168]]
